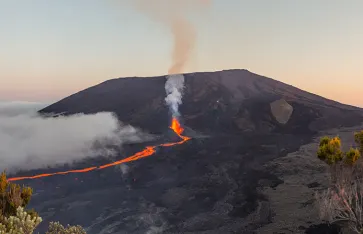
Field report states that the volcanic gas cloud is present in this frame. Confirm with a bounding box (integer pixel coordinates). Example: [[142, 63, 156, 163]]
[[130, 0, 210, 118], [129, 0, 211, 74]]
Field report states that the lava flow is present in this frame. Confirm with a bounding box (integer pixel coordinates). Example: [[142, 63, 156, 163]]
[[8, 117, 190, 182]]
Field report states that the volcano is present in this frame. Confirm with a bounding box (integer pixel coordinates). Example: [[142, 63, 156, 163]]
[[40, 69, 362, 135], [14, 69, 363, 233]]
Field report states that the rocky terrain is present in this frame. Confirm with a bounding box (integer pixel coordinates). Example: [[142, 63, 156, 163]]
[[10, 69, 363, 233]]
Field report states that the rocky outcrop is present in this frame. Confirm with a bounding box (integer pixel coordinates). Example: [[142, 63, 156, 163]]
[[270, 99, 293, 124]]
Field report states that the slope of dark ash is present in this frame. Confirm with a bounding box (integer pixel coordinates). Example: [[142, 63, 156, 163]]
[[23, 133, 312, 233], [40, 69, 363, 135], [12, 69, 363, 233]]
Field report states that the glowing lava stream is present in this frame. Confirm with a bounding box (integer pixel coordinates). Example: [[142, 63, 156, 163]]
[[8, 118, 191, 182]]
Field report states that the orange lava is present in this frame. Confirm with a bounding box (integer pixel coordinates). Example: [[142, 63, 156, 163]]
[[7, 118, 190, 182], [160, 117, 190, 146]]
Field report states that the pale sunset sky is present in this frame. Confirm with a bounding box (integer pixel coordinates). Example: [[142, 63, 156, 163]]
[[0, 1, 362, 106]]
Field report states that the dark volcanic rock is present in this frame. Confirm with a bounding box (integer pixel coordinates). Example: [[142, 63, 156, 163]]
[[12, 69, 363, 233], [25, 134, 310, 234], [305, 223, 341, 234], [40, 69, 363, 135]]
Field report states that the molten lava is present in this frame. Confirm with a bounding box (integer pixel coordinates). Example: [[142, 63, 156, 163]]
[[160, 117, 190, 146], [8, 118, 191, 182]]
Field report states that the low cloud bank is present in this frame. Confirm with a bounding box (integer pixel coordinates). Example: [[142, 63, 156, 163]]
[[0, 102, 153, 173], [0, 101, 48, 117]]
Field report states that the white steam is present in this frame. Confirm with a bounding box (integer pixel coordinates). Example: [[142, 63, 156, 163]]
[[0, 103, 152, 173], [118, 164, 130, 176], [165, 74, 185, 117]]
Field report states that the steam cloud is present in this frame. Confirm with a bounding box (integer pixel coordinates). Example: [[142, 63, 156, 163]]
[[124, 1, 211, 117], [0, 102, 152, 173], [128, 0, 211, 74], [165, 74, 185, 118]]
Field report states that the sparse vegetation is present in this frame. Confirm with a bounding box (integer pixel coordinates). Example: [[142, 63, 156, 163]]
[[316, 131, 363, 233], [0, 206, 42, 234], [317, 136, 344, 166], [46, 222, 86, 234], [0, 171, 86, 234], [0, 171, 34, 219], [355, 131, 363, 155]]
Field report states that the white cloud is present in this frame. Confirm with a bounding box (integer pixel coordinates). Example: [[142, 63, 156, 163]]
[[0, 102, 153, 173], [0, 101, 48, 117]]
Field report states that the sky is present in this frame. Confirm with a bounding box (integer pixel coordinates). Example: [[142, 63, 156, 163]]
[[1, 0, 362, 106]]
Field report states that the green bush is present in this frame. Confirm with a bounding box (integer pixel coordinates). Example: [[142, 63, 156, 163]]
[[0, 172, 34, 219], [316, 131, 363, 234], [0, 171, 87, 234], [317, 136, 343, 165], [46, 222, 86, 234], [355, 131, 363, 154], [0, 206, 42, 234], [345, 148, 361, 166]]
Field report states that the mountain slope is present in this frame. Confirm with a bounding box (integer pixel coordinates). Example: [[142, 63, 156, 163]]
[[41, 69, 363, 135], [26, 69, 363, 233]]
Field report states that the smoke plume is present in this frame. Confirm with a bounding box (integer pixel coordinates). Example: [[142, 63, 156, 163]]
[[129, 0, 211, 74], [124, 0, 211, 116], [165, 74, 185, 118], [0, 102, 152, 173]]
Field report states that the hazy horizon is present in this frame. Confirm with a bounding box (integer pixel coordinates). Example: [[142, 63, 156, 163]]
[[1, 0, 362, 107]]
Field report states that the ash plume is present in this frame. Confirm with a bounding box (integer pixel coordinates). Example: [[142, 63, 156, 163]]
[[165, 74, 185, 118], [122, 0, 210, 116], [128, 0, 211, 74], [0, 102, 153, 173]]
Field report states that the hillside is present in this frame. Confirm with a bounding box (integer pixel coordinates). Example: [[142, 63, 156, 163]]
[[40, 69, 363, 135], [20, 69, 363, 233]]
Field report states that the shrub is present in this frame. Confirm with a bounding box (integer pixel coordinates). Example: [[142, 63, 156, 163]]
[[316, 132, 363, 234], [0, 172, 34, 218], [0, 206, 42, 234], [355, 131, 363, 155], [46, 222, 86, 234], [316, 180, 363, 234], [317, 136, 343, 165], [0, 171, 87, 233], [345, 148, 361, 166]]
